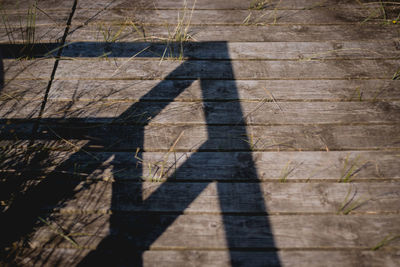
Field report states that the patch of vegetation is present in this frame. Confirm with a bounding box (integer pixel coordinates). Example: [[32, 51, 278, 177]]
[[1, 0, 38, 58], [160, 0, 197, 62], [359, 0, 400, 25], [249, 0, 271, 10], [339, 154, 369, 183], [337, 185, 371, 215]]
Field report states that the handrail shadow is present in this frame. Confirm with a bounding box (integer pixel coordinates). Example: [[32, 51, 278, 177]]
[[0, 41, 281, 266]]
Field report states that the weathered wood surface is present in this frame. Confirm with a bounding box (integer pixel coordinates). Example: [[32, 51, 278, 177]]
[[47, 181, 400, 214], [59, 41, 400, 59], [47, 79, 400, 101], [54, 59, 399, 79], [8, 121, 393, 153], [27, 214, 400, 248], [3, 59, 55, 80], [1, 0, 400, 266], [0, 100, 43, 119], [0, 0, 72, 45], [1, 0, 382, 11], [0, 149, 398, 181], [3, 123, 393, 151], [16, 249, 400, 267], [0, 26, 66, 43], [62, 150, 400, 181], [0, 59, 54, 119], [66, 24, 400, 42], [74, 0, 386, 10], [71, 8, 392, 25], [0, 11, 72, 26], [40, 101, 400, 124], [0, 0, 74, 11], [0, 150, 395, 181], [0, 80, 49, 100], [51, 124, 400, 151], [0, 79, 400, 102]]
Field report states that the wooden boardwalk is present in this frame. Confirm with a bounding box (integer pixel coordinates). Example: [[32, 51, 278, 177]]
[[1, 0, 400, 266]]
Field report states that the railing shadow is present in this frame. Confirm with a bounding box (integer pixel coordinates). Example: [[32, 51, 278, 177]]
[[0, 41, 281, 266]]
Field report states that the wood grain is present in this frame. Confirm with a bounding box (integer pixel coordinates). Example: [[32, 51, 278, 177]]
[[0, 26, 66, 43], [74, 0, 385, 10], [1, 0, 399, 265], [3, 59, 55, 80], [66, 25, 400, 42], [71, 8, 392, 25], [54, 59, 399, 80], [14, 249, 400, 267], [28, 213, 400, 249], [40, 101, 400, 125], [47, 181, 400, 214], [26, 124, 400, 151], [47, 79, 400, 101], [58, 41, 400, 59], [2, 150, 394, 181]]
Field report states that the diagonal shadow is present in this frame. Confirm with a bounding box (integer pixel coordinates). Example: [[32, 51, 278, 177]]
[[0, 42, 280, 266]]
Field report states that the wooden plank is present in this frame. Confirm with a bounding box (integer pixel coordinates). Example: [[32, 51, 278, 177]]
[[1, 150, 398, 181], [0, 10, 71, 26], [143, 250, 400, 267], [48, 181, 400, 214], [13, 249, 400, 267], [0, 0, 74, 11], [1, 80, 49, 100], [47, 80, 400, 101], [3, 59, 55, 80], [29, 124, 400, 151], [6, 151, 396, 181], [28, 214, 400, 249], [66, 25, 400, 42], [0, 60, 52, 119], [0, 100, 42, 119], [54, 59, 399, 80], [72, 8, 391, 25], [41, 101, 400, 124], [0, 26, 66, 43], [3, 123, 400, 152], [0, 0, 388, 11], [74, 0, 383, 10], [58, 41, 400, 59]]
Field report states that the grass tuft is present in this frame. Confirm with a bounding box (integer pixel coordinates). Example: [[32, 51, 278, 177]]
[[339, 154, 369, 183], [372, 235, 400, 250], [249, 0, 270, 10], [160, 0, 197, 63], [337, 185, 371, 215], [1, 0, 38, 57], [392, 69, 400, 80]]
